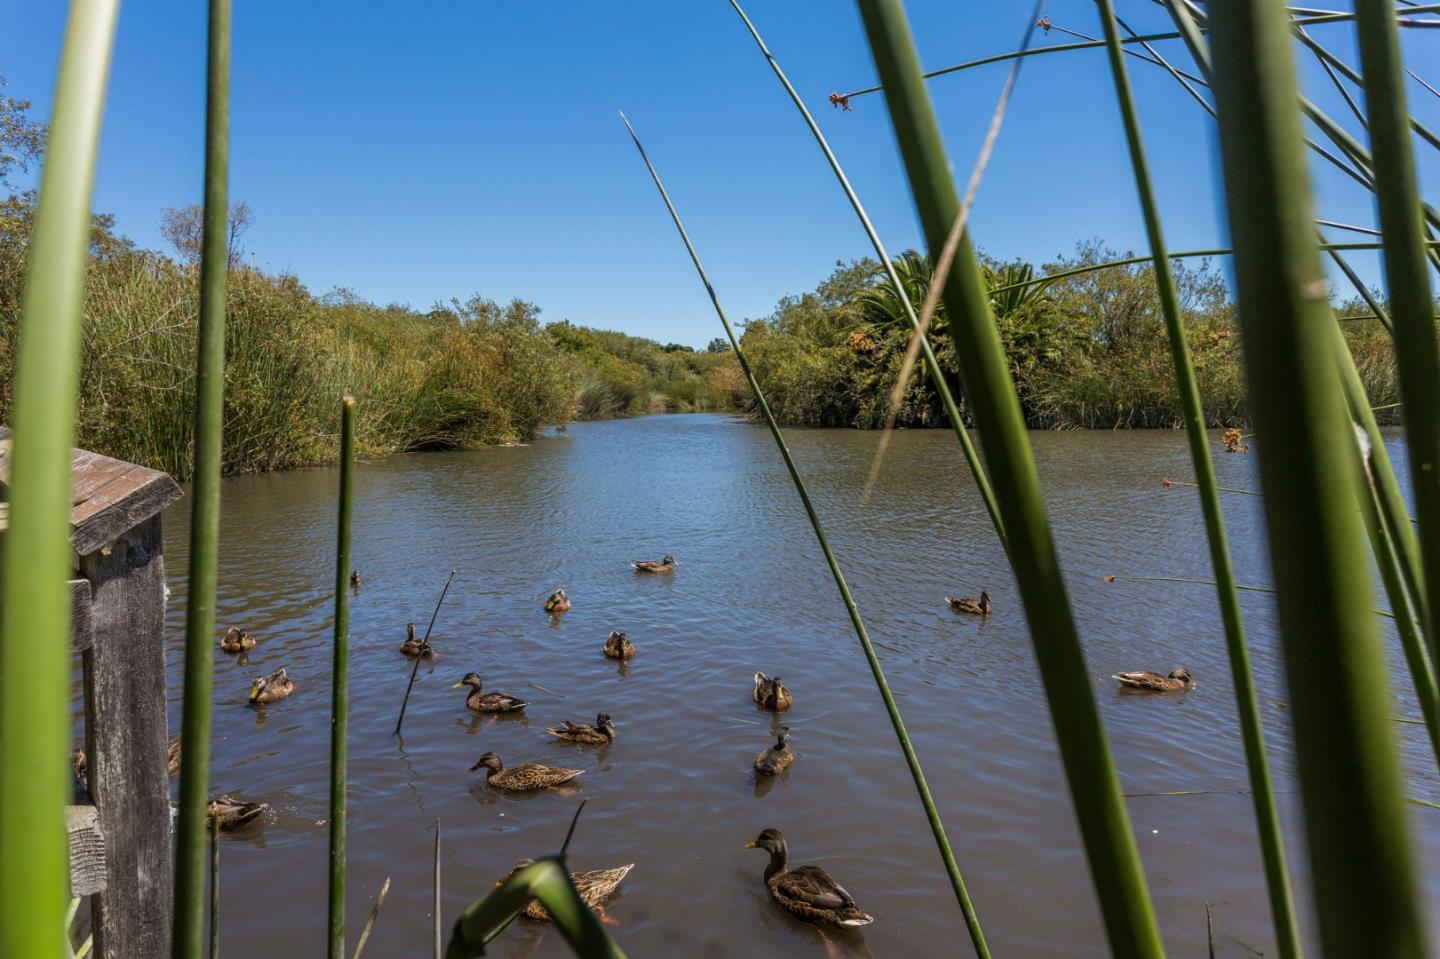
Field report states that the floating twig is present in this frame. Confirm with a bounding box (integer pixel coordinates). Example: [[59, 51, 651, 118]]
[[528, 682, 566, 698], [395, 570, 458, 737]]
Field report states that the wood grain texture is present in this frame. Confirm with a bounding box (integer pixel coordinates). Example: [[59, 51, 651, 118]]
[[69, 577, 92, 651], [81, 515, 173, 959], [66, 805, 107, 897]]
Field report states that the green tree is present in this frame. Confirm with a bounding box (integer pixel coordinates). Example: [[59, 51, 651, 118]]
[[0, 76, 44, 190]]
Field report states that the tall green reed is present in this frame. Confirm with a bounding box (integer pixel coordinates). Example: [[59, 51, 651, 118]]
[[0, 3, 121, 957], [851, 1, 1163, 954], [1091, 3, 1300, 953], [174, 3, 231, 955], [328, 397, 355, 959], [620, 110, 992, 957], [726, 0, 1008, 553], [208, 817, 219, 959], [445, 859, 626, 959], [1207, 0, 1427, 953], [1353, 0, 1440, 668]]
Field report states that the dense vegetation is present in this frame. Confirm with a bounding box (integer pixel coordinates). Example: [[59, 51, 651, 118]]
[[740, 244, 1403, 430], [0, 204, 741, 479]]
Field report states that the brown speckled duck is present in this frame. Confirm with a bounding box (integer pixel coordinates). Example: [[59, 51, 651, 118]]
[[248, 668, 294, 705], [349, 570, 362, 591], [544, 589, 571, 612], [603, 630, 635, 660], [745, 829, 873, 927], [945, 590, 992, 615], [754, 727, 794, 776], [470, 752, 583, 791], [631, 554, 677, 573], [399, 623, 434, 658], [753, 672, 792, 712], [207, 796, 269, 830], [453, 673, 528, 713], [546, 713, 617, 746], [1114, 668, 1194, 692], [220, 627, 256, 654], [498, 859, 633, 921]]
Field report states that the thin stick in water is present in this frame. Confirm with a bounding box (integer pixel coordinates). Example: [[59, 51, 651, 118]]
[[395, 570, 458, 737], [350, 878, 390, 959], [433, 819, 442, 959], [560, 799, 589, 858], [209, 815, 220, 959], [328, 396, 356, 959]]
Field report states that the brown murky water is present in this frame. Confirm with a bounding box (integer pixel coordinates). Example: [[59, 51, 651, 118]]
[[140, 414, 1440, 956]]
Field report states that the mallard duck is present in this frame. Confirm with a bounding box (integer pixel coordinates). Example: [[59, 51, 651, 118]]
[[207, 795, 269, 831], [631, 554, 677, 573], [1114, 668, 1194, 692], [499, 860, 632, 921], [745, 829, 873, 927], [399, 623, 434, 658], [544, 589, 571, 612], [453, 673, 528, 713], [73, 733, 181, 790], [220, 626, 256, 653], [945, 590, 992, 615], [546, 713, 617, 745], [248, 667, 294, 705], [349, 570, 362, 591], [754, 672, 793, 711], [470, 752, 583, 791], [754, 727, 793, 776], [603, 630, 635, 660]]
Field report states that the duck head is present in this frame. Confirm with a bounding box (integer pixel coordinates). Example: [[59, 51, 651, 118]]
[[453, 672, 483, 690], [1168, 668, 1193, 685], [469, 751, 502, 773]]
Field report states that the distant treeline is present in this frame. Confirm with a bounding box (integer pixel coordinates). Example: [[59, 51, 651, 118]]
[[0, 193, 744, 478], [738, 242, 1404, 430]]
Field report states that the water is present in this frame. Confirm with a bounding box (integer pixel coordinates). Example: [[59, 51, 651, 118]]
[[137, 413, 1440, 956]]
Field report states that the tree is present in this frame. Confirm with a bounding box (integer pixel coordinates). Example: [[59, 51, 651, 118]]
[[705, 337, 731, 353], [0, 76, 45, 191], [159, 200, 253, 266]]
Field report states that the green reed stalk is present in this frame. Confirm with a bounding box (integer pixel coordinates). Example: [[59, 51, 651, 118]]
[[1207, 1, 1428, 954], [174, 2, 231, 956], [446, 859, 626, 959], [1092, 3, 1300, 954], [1298, 27, 1440, 155], [726, 0, 1007, 554], [350, 878, 390, 959], [1354, 0, 1440, 665], [621, 111, 992, 957], [0, 3, 120, 957], [209, 816, 220, 959], [328, 397, 356, 959], [851, 3, 1164, 954], [433, 820, 442, 959]]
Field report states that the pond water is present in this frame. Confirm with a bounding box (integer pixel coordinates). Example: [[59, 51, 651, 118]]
[[138, 413, 1440, 957]]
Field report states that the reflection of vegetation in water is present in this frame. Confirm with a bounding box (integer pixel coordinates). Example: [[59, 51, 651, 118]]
[[738, 244, 1400, 430]]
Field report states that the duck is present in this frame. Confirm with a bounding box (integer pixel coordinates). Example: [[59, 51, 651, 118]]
[[349, 570, 362, 591], [453, 673, 528, 713], [498, 859, 633, 921], [219, 626, 256, 654], [745, 828, 873, 927], [470, 752, 583, 791], [72, 735, 181, 790], [546, 713, 617, 746], [248, 668, 294, 705], [1114, 668, 1194, 692], [207, 795, 269, 831], [603, 630, 635, 660], [753, 672, 793, 712], [631, 554, 677, 574], [754, 727, 794, 776], [399, 623, 434, 658], [945, 590, 993, 615], [544, 589, 571, 612]]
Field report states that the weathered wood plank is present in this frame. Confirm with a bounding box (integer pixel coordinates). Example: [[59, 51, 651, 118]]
[[81, 514, 172, 959], [66, 805, 107, 897], [71, 474, 182, 558], [69, 577, 93, 651]]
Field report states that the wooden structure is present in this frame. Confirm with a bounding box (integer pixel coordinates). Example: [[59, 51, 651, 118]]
[[0, 428, 182, 959]]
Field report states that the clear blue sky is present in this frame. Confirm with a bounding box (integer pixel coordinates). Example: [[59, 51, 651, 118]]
[[2, 1, 1436, 347]]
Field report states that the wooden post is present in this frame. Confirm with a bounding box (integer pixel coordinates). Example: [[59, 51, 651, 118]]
[[81, 514, 172, 958]]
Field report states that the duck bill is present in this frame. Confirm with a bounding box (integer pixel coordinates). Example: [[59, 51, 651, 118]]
[[248, 686, 260, 702], [743, 841, 757, 849], [451, 682, 463, 689]]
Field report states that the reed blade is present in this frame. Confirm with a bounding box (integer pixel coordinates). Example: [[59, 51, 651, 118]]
[[0, 3, 121, 957], [174, 2, 231, 955], [620, 109, 991, 956], [850, 1, 1164, 954], [1354, 0, 1440, 675], [1092, 1, 1300, 953], [433, 819, 442, 959], [208, 815, 220, 959], [328, 397, 356, 959], [1207, 0, 1428, 952], [446, 859, 626, 959]]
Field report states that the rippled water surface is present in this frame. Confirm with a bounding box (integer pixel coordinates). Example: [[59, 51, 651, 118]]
[[140, 414, 1440, 957]]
